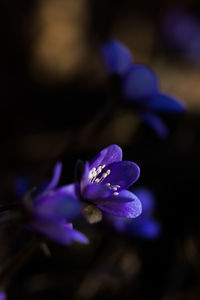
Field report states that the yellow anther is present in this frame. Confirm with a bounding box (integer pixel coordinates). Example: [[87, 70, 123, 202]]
[[102, 172, 108, 178], [97, 166, 102, 173]]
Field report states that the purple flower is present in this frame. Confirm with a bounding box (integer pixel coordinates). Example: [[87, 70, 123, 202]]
[[62, 145, 142, 223], [26, 162, 89, 245], [161, 8, 200, 64], [106, 188, 161, 239], [101, 40, 186, 138]]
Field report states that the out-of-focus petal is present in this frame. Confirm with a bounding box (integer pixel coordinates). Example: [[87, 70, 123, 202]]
[[122, 65, 159, 101], [133, 187, 155, 214], [101, 40, 133, 74], [162, 9, 200, 50], [141, 112, 169, 138], [65, 227, 89, 244], [30, 218, 89, 245], [33, 192, 81, 221], [97, 194, 142, 218], [127, 216, 161, 239], [0, 292, 6, 300], [106, 214, 161, 239], [147, 93, 186, 113], [57, 183, 79, 199], [186, 36, 200, 63], [44, 162, 62, 192], [102, 161, 140, 190], [89, 144, 122, 170], [80, 162, 90, 193]]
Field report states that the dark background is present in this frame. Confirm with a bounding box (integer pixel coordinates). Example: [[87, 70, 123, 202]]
[[0, 0, 200, 299]]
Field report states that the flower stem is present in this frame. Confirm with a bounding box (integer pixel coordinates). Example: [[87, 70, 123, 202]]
[[0, 236, 39, 289]]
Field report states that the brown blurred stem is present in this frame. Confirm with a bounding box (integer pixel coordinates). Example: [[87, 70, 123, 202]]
[[0, 236, 39, 289]]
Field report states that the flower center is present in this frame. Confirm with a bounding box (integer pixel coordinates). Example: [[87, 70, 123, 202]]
[[89, 165, 110, 183], [88, 165, 120, 195]]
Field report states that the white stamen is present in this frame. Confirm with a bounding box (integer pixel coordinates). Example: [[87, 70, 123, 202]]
[[97, 166, 102, 173], [89, 168, 96, 179], [88, 165, 110, 184], [106, 170, 111, 175], [106, 183, 111, 186], [102, 172, 108, 178], [91, 172, 98, 183], [89, 172, 93, 179], [113, 192, 119, 196]]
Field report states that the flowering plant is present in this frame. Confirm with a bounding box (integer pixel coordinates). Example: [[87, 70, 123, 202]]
[[101, 40, 186, 137], [25, 162, 88, 245], [61, 145, 142, 223]]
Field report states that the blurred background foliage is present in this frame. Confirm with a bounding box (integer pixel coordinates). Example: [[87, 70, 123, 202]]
[[0, 0, 200, 299]]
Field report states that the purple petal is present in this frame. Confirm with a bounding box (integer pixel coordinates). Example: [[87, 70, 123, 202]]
[[65, 228, 89, 244], [127, 216, 161, 239], [102, 161, 140, 190], [122, 64, 159, 101], [80, 162, 90, 193], [44, 162, 62, 192], [97, 194, 142, 218], [133, 187, 155, 214], [82, 183, 111, 202], [162, 9, 200, 50], [0, 292, 6, 300], [65, 222, 73, 229], [30, 218, 89, 245], [147, 93, 186, 113], [101, 40, 133, 75], [141, 112, 169, 138], [186, 36, 200, 63], [94, 189, 140, 204], [33, 187, 81, 220], [57, 183, 79, 199], [107, 214, 161, 239], [89, 145, 122, 170]]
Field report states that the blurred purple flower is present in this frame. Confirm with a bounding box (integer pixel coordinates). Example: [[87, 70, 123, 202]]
[[101, 40, 186, 138], [106, 187, 161, 239], [161, 8, 200, 64], [101, 40, 133, 74], [26, 162, 88, 245], [62, 145, 142, 221], [0, 292, 6, 300]]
